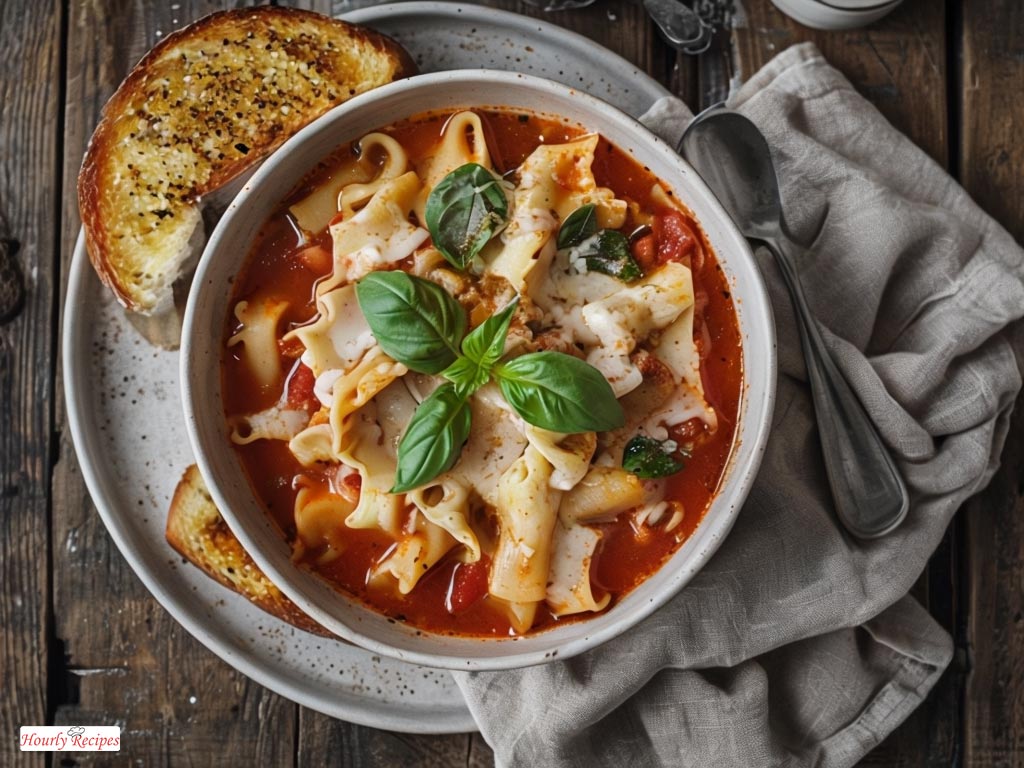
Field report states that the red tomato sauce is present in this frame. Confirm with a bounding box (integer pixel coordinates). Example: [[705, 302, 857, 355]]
[[222, 109, 743, 637]]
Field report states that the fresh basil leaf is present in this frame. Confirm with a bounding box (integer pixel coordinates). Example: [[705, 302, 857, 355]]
[[622, 435, 684, 479], [570, 230, 643, 282], [440, 356, 491, 398], [392, 384, 471, 493], [425, 163, 509, 269], [355, 271, 466, 374], [557, 203, 599, 249], [494, 351, 624, 433], [461, 297, 518, 368]]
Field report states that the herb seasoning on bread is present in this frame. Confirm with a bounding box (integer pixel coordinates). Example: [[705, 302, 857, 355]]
[[78, 7, 415, 315]]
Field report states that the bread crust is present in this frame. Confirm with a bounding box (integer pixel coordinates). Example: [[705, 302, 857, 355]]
[[165, 464, 334, 638], [79, 6, 416, 313]]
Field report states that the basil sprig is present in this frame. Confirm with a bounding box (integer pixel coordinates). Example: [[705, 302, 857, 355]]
[[622, 435, 686, 479], [425, 163, 510, 269], [558, 203, 643, 282], [443, 297, 519, 398], [355, 271, 624, 492]]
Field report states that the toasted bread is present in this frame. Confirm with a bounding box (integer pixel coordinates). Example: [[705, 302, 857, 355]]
[[166, 464, 333, 637], [79, 6, 415, 315]]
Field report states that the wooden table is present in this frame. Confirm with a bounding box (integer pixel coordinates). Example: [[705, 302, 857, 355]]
[[2, 0, 1021, 764]]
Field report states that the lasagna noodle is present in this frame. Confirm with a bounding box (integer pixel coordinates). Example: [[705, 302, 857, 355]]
[[492, 597, 539, 636], [523, 426, 596, 491], [288, 132, 409, 235], [407, 479, 479, 562], [229, 403, 310, 445], [339, 133, 410, 217], [546, 522, 610, 617], [319, 171, 429, 292], [289, 284, 375, 377], [517, 134, 626, 227], [289, 422, 335, 466], [337, 405, 403, 536], [655, 304, 704, 396], [415, 111, 495, 225], [560, 465, 645, 525], [227, 297, 289, 389], [484, 134, 625, 292], [406, 387, 529, 561], [328, 347, 408, 454], [374, 378, 419, 460], [450, 385, 529, 506], [373, 514, 457, 595], [651, 305, 719, 433], [489, 445, 562, 606], [293, 484, 355, 563], [581, 261, 695, 397]]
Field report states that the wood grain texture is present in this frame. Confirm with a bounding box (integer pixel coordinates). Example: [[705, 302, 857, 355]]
[[52, 1, 297, 765], [960, 0, 1024, 245], [964, 404, 1024, 767], [960, 2, 1024, 764], [731, 0, 948, 165], [298, 710, 489, 767], [0, 0, 64, 766]]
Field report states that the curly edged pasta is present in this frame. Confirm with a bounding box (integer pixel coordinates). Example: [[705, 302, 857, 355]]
[[222, 108, 741, 637]]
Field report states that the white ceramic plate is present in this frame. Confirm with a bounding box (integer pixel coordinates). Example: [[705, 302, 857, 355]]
[[63, 2, 671, 733]]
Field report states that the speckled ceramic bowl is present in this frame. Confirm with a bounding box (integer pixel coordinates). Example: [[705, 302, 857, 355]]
[[182, 70, 776, 671]]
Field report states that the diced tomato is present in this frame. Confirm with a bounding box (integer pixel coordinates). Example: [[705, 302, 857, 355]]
[[286, 363, 317, 410], [631, 233, 657, 272], [668, 417, 708, 444], [445, 560, 490, 615], [652, 210, 698, 266], [296, 244, 332, 275]]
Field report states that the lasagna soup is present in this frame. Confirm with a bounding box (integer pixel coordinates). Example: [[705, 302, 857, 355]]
[[222, 109, 742, 637]]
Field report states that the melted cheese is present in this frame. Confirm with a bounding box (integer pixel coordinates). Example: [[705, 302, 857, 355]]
[[320, 171, 429, 291]]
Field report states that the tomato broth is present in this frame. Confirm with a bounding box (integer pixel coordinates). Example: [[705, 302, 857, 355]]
[[222, 108, 742, 637]]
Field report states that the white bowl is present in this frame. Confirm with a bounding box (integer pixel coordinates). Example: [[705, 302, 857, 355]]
[[182, 70, 776, 671], [770, 0, 903, 29]]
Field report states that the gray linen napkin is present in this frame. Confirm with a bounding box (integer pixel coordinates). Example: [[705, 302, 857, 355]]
[[452, 43, 1024, 768]]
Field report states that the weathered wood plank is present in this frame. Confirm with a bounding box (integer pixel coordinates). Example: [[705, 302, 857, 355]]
[[963, 405, 1024, 767], [52, 1, 296, 764], [960, 2, 1024, 763], [0, 0, 64, 765], [297, 710, 484, 768], [960, 0, 1024, 244], [731, 0, 948, 166]]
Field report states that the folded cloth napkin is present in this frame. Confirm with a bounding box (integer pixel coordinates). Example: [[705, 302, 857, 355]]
[[453, 43, 1024, 768]]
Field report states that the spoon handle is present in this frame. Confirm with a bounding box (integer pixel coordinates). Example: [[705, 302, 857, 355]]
[[761, 235, 909, 539]]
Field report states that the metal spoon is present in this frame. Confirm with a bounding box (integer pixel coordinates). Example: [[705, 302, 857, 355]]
[[679, 107, 909, 539], [641, 0, 713, 54]]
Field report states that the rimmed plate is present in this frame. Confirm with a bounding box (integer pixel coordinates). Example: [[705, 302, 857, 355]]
[[63, 2, 670, 734]]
